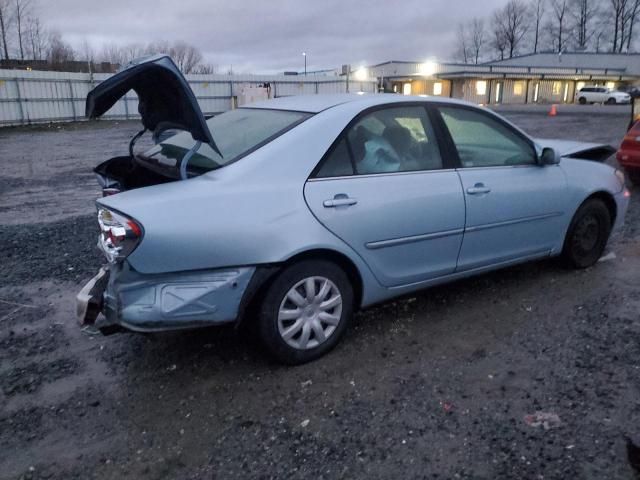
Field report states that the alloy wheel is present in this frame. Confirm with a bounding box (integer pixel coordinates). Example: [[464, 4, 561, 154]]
[[277, 276, 343, 350]]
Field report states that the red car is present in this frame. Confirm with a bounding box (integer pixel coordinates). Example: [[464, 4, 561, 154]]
[[617, 120, 640, 184]]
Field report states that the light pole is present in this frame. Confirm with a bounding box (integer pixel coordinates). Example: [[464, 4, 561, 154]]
[[302, 52, 307, 76]]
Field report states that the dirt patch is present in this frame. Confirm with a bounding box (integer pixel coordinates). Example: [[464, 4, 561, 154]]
[[1, 358, 81, 396], [0, 113, 639, 480], [1, 215, 101, 286]]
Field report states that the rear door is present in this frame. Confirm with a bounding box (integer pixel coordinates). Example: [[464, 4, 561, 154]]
[[434, 105, 568, 271], [304, 104, 466, 287]]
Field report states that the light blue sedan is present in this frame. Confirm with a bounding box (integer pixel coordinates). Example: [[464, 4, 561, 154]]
[[77, 56, 630, 364]]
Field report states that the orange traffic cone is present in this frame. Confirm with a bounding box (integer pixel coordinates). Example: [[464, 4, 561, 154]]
[[548, 104, 558, 116]]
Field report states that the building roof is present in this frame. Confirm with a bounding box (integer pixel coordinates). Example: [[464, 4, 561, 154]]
[[367, 55, 633, 81], [486, 52, 640, 76]]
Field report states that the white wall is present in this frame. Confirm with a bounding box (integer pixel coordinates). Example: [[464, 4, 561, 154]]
[[0, 69, 377, 126]]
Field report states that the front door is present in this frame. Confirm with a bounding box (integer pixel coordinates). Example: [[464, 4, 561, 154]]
[[304, 105, 466, 287], [435, 105, 568, 271]]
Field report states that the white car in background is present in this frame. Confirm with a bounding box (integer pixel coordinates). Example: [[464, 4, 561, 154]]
[[576, 86, 631, 105]]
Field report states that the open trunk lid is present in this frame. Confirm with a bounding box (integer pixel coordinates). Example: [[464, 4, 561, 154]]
[[86, 54, 220, 155]]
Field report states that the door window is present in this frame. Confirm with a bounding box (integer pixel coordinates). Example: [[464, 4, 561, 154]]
[[438, 107, 536, 168], [315, 138, 354, 178], [314, 106, 443, 177]]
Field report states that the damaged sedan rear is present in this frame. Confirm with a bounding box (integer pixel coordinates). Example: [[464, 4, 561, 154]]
[[78, 55, 630, 364]]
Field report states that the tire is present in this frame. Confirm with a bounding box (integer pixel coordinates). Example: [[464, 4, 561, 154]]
[[606, 97, 617, 105], [258, 260, 354, 364], [578, 97, 587, 105], [560, 199, 612, 269]]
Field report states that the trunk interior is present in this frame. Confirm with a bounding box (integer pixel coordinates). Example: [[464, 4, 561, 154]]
[[94, 156, 175, 192]]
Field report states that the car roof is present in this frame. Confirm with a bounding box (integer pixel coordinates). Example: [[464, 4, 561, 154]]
[[244, 93, 473, 113]]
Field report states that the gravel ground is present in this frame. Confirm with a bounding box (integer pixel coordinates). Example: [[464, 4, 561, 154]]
[[1, 110, 639, 480]]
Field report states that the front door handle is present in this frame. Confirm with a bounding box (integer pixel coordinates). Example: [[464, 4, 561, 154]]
[[466, 183, 491, 195], [323, 194, 357, 208]]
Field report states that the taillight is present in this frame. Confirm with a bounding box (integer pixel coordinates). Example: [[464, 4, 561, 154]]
[[97, 207, 143, 263], [102, 188, 121, 197]]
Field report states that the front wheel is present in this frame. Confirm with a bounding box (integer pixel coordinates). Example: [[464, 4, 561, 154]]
[[560, 199, 612, 269], [258, 260, 354, 364], [606, 97, 617, 105]]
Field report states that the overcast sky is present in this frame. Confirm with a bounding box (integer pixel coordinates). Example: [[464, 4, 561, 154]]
[[39, 0, 506, 73]]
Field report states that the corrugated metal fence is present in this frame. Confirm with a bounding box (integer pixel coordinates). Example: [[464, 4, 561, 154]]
[[0, 69, 378, 126]]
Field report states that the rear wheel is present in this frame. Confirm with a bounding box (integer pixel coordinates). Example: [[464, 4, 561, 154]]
[[578, 97, 587, 105], [561, 199, 612, 269], [258, 260, 354, 364]]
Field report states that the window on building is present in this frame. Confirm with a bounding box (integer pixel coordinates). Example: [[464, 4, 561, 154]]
[[476, 80, 487, 95], [576, 81, 586, 92], [606, 81, 616, 90], [433, 82, 443, 95], [552, 81, 562, 95], [513, 81, 524, 96], [403, 83, 412, 95]]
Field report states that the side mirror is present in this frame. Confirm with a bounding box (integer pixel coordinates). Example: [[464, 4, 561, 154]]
[[539, 147, 561, 165]]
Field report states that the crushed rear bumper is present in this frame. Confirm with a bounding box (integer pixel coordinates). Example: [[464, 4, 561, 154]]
[[77, 262, 255, 333]]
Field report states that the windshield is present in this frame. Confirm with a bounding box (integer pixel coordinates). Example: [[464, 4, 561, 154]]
[[140, 108, 311, 174]]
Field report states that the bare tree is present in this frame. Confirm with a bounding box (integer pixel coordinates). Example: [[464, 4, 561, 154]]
[[99, 43, 125, 65], [122, 43, 146, 63], [14, 0, 30, 60], [530, 0, 545, 52], [625, 0, 640, 50], [47, 30, 74, 67], [144, 39, 170, 56], [470, 18, 486, 63], [26, 16, 45, 60], [192, 63, 217, 74], [611, 0, 629, 51], [569, 0, 596, 49], [455, 22, 470, 63], [548, 0, 569, 52], [0, 0, 12, 61], [97, 40, 205, 73], [491, 20, 508, 60], [169, 41, 202, 73], [493, 0, 529, 58]]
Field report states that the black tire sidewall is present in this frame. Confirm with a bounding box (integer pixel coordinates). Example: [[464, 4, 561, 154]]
[[579, 97, 586, 104], [562, 199, 612, 268], [258, 260, 354, 365]]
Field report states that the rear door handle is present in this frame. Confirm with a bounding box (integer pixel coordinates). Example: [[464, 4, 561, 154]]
[[466, 183, 491, 195], [323, 195, 357, 208]]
